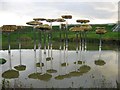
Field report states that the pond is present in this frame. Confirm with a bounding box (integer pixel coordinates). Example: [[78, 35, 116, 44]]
[[0, 49, 118, 88]]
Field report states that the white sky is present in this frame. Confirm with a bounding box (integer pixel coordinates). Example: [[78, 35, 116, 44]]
[[0, 0, 119, 26]]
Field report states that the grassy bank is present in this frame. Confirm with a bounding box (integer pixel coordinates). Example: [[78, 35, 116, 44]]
[[1, 24, 119, 50]]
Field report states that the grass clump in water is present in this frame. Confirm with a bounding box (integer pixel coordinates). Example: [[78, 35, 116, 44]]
[[78, 65, 91, 73], [94, 59, 106, 66], [28, 73, 41, 79], [2, 69, 19, 79], [14, 65, 26, 71], [62, 74, 71, 78], [69, 71, 82, 77], [54, 75, 64, 80], [39, 73, 52, 81], [47, 69, 57, 73]]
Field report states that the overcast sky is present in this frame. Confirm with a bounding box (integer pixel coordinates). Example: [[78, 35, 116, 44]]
[[0, 0, 119, 26]]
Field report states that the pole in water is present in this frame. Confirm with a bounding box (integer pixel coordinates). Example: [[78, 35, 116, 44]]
[[99, 34, 102, 59], [38, 31, 43, 73], [33, 26, 37, 73], [79, 31, 82, 61], [8, 32, 12, 70], [76, 32, 79, 71], [50, 32, 53, 69]]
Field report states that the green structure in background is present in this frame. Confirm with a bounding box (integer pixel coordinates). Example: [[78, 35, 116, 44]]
[[95, 27, 107, 66], [1, 25, 19, 79]]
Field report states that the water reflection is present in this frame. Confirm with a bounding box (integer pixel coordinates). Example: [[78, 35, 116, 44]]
[[1, 49, 118, 88]]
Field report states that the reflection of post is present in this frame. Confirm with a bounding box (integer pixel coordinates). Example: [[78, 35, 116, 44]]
[[59, 47, 62, 75], [33, 26, 37, 73], [18, 30, 22, 65], [48, 33, 50, 57], [82, 32, 84, 51], [99, 34, 102, 59], [63, 29, 66, 63], [8, 33, 12, 70], [38, 31, 42, 72], [84, 31, 87, 52], [65, 24, 68, 74], [79, 32, 82, 61], [50, 32, 53, 69], [34, 49, 37, 73], [65, 20, 68, 67], [44, 31, 47, 73], [59, 24, 62, 75], [76, 33, 78, 71]]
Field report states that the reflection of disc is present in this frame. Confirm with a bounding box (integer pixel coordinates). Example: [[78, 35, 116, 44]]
[[74, 61, 82, 64], [54, 75, 64, 80], [28, 73, 42, 79], [36, 62, 44, 67], [94, 59, 106, 66], [39, 73, 52, 81], [78, 65, 91, 73], [61, 62, 69, 67], [47, 69, 57, 73], [29, 73, 52, 81], [62, 74, 71, 78], [69, 71, 82, 77], [14, 65, 26, 71], [46, 57, 53, 61], [0, 58, 6, 64], [2, 69, 19, 79]]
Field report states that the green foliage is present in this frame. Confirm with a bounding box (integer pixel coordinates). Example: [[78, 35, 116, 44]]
[[2, 69, 19, 79]]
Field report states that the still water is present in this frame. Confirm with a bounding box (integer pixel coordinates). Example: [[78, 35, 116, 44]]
[[0, 49, 118, 88]]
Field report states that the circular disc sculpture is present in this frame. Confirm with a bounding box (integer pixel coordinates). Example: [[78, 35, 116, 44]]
[[33, 18, 45, 69], [61, 15, 72, 77], [76, 19, 92, 64], [95, 27, 107, 66], [70, 26, 83, 64], [33, 18, 46, 21], [56, 18, 66, 76], [26, 21, 43, 78], [35, 24, 52, 80], [61, 15, 72, 66], [14, 26, 26, 71], [46, 19, 57, 73], [46, 19, 56, 61], [1, 25, 19, 79], [69, 26, 83, 75]]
